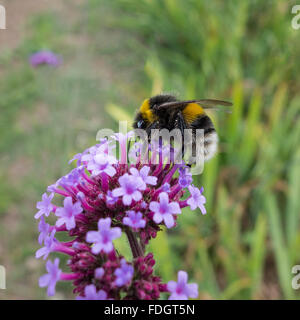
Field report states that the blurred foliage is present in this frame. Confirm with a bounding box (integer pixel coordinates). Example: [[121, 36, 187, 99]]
[[0, 0, 299, 300]]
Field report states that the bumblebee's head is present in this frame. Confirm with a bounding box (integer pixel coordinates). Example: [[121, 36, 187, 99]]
[[133, 94, 177, 129]]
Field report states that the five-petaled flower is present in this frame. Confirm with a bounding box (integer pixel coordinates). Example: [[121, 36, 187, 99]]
[[129, 166, 157, 187], [86, 217, 121, 254], [187, 185, 206, 214], [114, 259, 134, 287], [36, 229, 56, 260], [35, 193, 54, 219], [167, 270, 198, 300], [82, 145, 116, 177], [112, 173, 145, 205], [55, 197, 83, 230], [38, 217, 52, 245], [178, 166, 193, 188], [149, 192, 181, 228], [76, 284, 107, 300], [39, 258, 62, 296], [123, 211, 146, 230]]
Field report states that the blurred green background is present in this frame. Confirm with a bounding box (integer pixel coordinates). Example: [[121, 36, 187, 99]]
[[0, 0, 299, 299]]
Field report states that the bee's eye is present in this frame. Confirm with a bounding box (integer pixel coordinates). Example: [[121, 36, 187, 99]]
[[137, 120, 144, 128]]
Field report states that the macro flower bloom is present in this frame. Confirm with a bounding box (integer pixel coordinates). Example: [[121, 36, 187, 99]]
[[35, 193, 54, 219], [129, 166, 157, 186], [39, 258, 61, 296], [76, 285, 107, 300], [167, 270, 198, 300], [112, 173, 145, 205], [149, 192, 181, 228], [38, 217, 51, 245], [36, 229, 57, 260], [187, 185, 207, 214], [178, 166, 193, 188], [123, 211, 146, 230], [114, 259, 134, 287], [29, 50, 62, 67], [35, 133, 206, 299], [86, 218, 121, 254], [55, 197, 83, 230]]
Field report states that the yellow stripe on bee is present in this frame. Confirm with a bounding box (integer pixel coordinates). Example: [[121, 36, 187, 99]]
[[140, 98, 156, 122], [182, 103, 205, 124]]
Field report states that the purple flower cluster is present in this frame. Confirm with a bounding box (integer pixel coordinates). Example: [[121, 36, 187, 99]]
[[35, 133, 206, 299], [29, 50, 62, 67]]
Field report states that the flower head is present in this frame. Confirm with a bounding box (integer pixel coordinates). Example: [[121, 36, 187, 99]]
[[30, 51, 62, 67], [39, 258, 62, 296], [86, 218, 121, 254], [167, 270, 198, 300], [35, 133, 205, 299], [149, 192, 181, 228], [55, 197, 83, 230], [187, 185, 206, 214], [35, 193, 54, 219]]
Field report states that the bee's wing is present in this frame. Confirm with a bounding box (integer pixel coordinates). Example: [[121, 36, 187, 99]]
[[195, 100, 232, 113], [159, 99, 232, 110], [194, 99, 232, 107]]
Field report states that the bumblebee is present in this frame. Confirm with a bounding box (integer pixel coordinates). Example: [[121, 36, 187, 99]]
[[133, 94, 232, 161]]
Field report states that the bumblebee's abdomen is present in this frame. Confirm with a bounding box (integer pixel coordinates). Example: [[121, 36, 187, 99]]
[[182, 103, 204, 124], [190, 114, 218, 161]]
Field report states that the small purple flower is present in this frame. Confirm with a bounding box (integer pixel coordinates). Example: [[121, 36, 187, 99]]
[[35, 193, 54, 219], [167, 270, 198, 300], [95, 267, 105, 279], [106, 190, 118, 206], [55, 197, 83, 230], [178, 166, 193, 188], [82, 147, 116, 177], [187, 185, 206, 214], [114, 259, 134, 287], [59, 167, 84, 186], [86, 218, 121, 254], [161, 182, 171, 193], [112, 173, 145, 205], [123, 211, 146, 230], [36, 229, 56, 260], [76, 284, 107, 300], [38, 217, 51, 245], [149, 192, 181, 228], [30, 50, 62, 67], [39, 258, 62, 296], [130, 166, 157, 186]]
